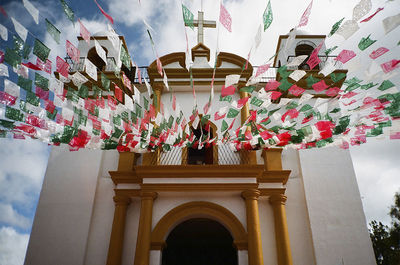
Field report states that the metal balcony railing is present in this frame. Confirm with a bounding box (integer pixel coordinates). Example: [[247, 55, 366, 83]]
[[148, 142, 251, 166], [66, 57, 119, 73], [105, 57, 117, 72], [286, 55, 340, 70], [67, 57, 84, 72], [251, 66, 278, 83], [134, 67, 150, 83]]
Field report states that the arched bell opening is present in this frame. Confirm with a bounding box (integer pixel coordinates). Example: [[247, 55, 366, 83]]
[[295, 42, 318, 70], [161, 218, 238, 265], [87, 46, 108, 71]]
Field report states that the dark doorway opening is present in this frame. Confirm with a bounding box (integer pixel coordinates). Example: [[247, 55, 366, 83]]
[[162, 218, 238, 265], [188, 126, 213, 165]]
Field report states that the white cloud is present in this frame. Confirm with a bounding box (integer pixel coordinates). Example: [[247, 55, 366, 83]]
[[0, 227, 29, 265], [0, 203, 31, 230], [43, 16, 108, 65], [0, 139, 48, 264], [103, 0, 382, 66], [0, 138, 49, 205], [350, 139, 400, 225]]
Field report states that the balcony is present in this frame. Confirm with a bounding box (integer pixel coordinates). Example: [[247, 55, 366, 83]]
[[67, 57, 119, 72], [286, 55, 341, 70], [109, 145, 291, 191], [144, 142, 245, 166], [252, 66, 278, 83]]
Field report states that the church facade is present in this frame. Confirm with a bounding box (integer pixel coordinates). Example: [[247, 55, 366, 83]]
[[25, 17, 376, 265]]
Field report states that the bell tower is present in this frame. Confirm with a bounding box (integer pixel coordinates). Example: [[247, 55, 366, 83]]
[[274, 29, 326, 70]]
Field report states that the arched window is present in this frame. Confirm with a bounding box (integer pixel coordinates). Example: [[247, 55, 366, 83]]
[[87, 46, 108, 71], [295, 41, 319, 70]]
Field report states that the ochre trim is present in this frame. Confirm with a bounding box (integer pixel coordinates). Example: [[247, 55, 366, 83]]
[[191, 43, 211, 62], [111, 165, 290, 185], [141, 183, 258, 192], [151, 201, 248, 250], [109, 171, 142, 185], [147, 68, 252, 85], [259, 170, 291, 185], [259, 188, 286, 197], [216, 52, 253, 76], [114, 189, 141, 197], [113, 187, 285, 197], [148, 52, 186, 70], [128, 164, 265, 179]]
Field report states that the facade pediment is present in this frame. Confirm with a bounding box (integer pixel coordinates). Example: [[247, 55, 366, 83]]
[[147, 49, 253, 85], [148, 52, 186, 70]]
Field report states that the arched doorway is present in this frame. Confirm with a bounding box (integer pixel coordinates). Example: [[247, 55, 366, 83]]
[[161, 218, 238, 265], [151, 201, 248, 253]]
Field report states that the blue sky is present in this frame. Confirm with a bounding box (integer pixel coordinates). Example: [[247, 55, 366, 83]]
[[0, 0, 399, 264]]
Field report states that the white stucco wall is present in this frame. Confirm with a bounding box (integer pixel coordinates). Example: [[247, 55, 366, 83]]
[[299, 147, 376, 265], [152, 191, 246, 232], [26, 142, 375, 265], [282, 148, 316, 265], [83, 176, 115, 265], [25, 147, 111, 265]]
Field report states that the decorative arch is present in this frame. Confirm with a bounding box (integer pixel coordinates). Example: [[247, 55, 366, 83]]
[[151, 201, 248, 250]]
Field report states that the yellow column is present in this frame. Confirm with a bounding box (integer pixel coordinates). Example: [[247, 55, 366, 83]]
[[106, 195, 131, 265], [134, 192, 158, 265], [142, 84, 163, 165], [239, 89, 250, 126], [269, 194, 293, 265], [152, 84, 162, 114], [239, 86, 257, 165], [242, 189, 264, 265]]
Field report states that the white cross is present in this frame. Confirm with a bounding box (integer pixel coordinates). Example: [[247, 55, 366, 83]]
[[185, 11, 216, 44]]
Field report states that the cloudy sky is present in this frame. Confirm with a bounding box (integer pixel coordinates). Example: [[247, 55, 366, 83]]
[[0, 0, 399, 264]]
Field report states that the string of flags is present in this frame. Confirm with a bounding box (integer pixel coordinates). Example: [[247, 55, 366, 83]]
[[0, 0, 399, 153]]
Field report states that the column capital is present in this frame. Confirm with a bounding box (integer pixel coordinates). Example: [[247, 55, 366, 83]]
[[152, 83, 164, 93], [241, 189, 261, 200], [113, 195, 131, 206], [269, 194, 287, 205], [140, 191, 158, 200]]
